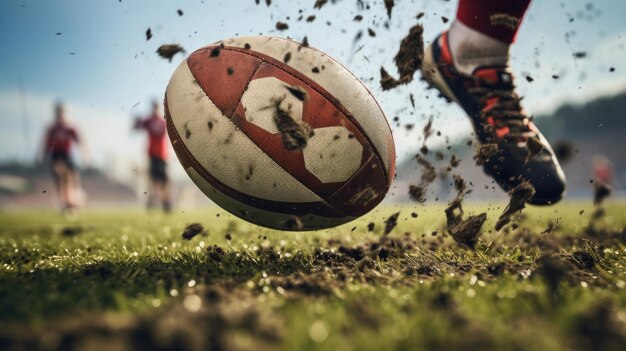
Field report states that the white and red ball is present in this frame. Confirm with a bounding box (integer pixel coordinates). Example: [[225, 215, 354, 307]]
[[165, 36, 395, 230]]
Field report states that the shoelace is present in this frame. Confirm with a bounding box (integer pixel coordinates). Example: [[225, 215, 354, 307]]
[[468, 85, 538, 143]]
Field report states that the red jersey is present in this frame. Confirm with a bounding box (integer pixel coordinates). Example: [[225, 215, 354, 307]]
[[135, 114, 167, 160], [45, 122, 79, 154]]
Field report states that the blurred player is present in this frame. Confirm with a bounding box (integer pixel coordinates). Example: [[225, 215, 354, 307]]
[[40, 102, 83, 213], [421, 0, 566, 205], [134, 100, 172, 212]]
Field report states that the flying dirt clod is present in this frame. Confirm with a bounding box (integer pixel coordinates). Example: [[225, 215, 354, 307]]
[[272, 97, 314, 151], [380, 24, 424, 90], [156, 44, 185, 62], [495, 180, 536, 231]]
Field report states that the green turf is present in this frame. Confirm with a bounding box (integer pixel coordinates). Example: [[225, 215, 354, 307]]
[[0, 201, 625, 350]]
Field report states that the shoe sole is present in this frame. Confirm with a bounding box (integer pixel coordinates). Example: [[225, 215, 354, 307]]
[[420, 43, 565, 206]]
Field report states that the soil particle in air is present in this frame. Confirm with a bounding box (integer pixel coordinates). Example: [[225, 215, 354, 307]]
[[379, 24, 424, 90], [384, 211, 400, 235], [300, 36, 309, 49], [367, 222, 375, 232], [276, 22, 289, 30], [145, 28, 152, 41], [182, 223, 206, 240], [314, 0, 328, 10], [156, 44, 185, 62], [449, 212, 487, 250], [384, 0, 394, 18], [285, 85, 308, 102], [495, 180, 535, 231], [473, 144, 498, 166], [368, 28, 376, 37], [61, 226, 84, 236], [354, 15, 363, 21], [272, 97, 313, 151], [524, 137, 543, 164], [177, 9, 183, 16], [210, 47, 221, 57], [553, 140, 575, 164], [408, 155, 437, 203], [306, 15, 316, 22], [422, 117, 434, 142], [593, 182, 612, 206], [183, 122, 191, 139], [450, 154, 460, 168], [445, 175, 486, 249]]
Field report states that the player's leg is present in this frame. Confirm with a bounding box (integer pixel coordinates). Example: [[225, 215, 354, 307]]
[[147, 157, 159, 210], [420, 0, 566, 205], [155, 158, 172, 213], [65, 158, 79, 209], [52, 159, 70, 210]]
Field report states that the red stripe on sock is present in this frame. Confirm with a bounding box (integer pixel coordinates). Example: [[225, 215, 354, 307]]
[[456, 0, 531, 44]]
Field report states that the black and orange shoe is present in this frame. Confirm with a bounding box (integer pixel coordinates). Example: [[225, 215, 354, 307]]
[[420, 32, 566, 205]]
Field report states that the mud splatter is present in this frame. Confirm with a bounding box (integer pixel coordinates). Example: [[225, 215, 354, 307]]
[[156, 44, 185, 62], [445, 175, 486, 249], [181, 223, 206, 240], [284, 85, 308, 102], [524, 137, 543, 164], [408, 155, 437, 203], [553, 140, 575, 164], [276, 22, 289, 31], [384, 211, 400, 235], [450, 154, 460, 168], [473, 144, 498, 166], [422, 117, 434, 143], [384, 0, 394, 18], [379, 24, 424, 90], [145, 28, 152, 41], [272, 98, 313, 151], [313, 0, 328, 10], [495, 180, 535, 231]]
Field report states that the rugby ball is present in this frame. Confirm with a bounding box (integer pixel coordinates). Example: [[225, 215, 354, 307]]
[[165, 36, 395, 231]]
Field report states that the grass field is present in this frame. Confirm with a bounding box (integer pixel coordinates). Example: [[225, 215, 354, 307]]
[[1, 201, 625, 350]]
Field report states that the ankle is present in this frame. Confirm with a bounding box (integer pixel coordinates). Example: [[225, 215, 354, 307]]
[[447, 20, 511, 76]]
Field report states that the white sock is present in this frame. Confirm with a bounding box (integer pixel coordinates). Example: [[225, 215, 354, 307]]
[[447, 20, 511, 76]]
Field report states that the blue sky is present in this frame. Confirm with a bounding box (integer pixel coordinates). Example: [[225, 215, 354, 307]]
[[1, 0, 625, 182]]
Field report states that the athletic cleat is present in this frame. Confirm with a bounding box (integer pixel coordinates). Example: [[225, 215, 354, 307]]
[[421, 32, 566, 205]]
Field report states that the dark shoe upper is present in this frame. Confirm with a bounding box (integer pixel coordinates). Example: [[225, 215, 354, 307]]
[[424, 33, 566, 205]]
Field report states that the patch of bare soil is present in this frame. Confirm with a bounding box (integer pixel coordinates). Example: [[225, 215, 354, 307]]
[[0, 287, 283, 351]]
